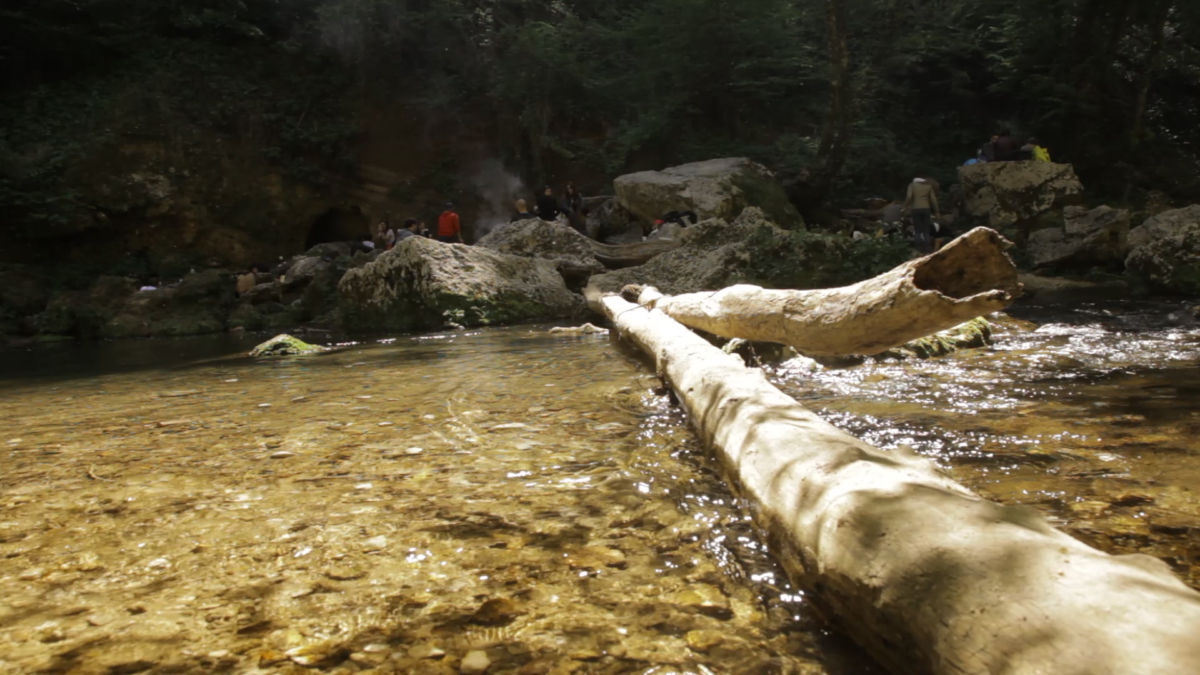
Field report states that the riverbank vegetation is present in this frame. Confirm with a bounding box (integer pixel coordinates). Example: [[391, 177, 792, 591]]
[[4, 0, 1200, 241]]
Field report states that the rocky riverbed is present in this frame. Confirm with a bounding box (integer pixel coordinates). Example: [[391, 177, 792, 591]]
[[0, 328, 879, 675]]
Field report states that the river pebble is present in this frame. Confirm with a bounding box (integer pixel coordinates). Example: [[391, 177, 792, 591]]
[[460, 650, 491, 674]]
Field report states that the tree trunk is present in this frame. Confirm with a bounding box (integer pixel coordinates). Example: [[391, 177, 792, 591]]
[[1130, 0, 1173, 151], [813, 0, 852, 202], [629, 227, 1022, 357], [593, 288, 1200, 675]]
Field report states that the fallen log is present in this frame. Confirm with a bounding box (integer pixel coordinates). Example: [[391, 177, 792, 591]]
[[589, 239, 681, 269], [639, 227, 1022, 356], [595, 288, 1200, 675]]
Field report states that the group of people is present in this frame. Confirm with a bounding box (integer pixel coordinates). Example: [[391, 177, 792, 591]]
[[370, 203, 466, 251], [966, 130, 1051, 165], [512, 183, 587, 235]]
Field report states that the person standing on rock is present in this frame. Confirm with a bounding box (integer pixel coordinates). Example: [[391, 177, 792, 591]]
[[903, 175, 940, 255], [396, 219, 422, 243], [537, 186, 560, 222], [562, 182, 586, 235], [511, 199, 538, 222], [437, 203, 463, 244], [376, 221, 396, 250]]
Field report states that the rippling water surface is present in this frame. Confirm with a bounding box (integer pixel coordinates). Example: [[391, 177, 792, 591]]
[[0, 328, 879, 675], [769, 300, 1200, 590]]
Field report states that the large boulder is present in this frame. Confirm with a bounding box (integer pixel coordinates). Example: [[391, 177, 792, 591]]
[[587, 208, 910, 296], [338, 238, 585, 333], [1126, 220, 1200, 295], [613, 158, 804, 230], [105, 269, 238, 337], [1026, 205, 1130, 270], [958, 161, 1084, 229], [1128, 205, 1200, 251], [475, 219, 606, 290]]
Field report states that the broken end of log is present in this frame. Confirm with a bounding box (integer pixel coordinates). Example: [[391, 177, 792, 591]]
[[619, 284, 645, 303], [911, 227, 1024, 304]]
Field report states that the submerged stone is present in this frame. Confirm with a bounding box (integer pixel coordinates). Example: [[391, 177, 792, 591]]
[[249, 334, 326, 357]]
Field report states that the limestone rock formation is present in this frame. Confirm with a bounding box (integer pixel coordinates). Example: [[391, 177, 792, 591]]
[[105, 269, 238, 338], [36, 269, 239, 338], [1026, 205, 1130, 270], [476, 219, 606, 290], [1128, 205, 1200, 251], [958, 161, 1084, 229], [338, 238, 585, 333], [613, 158, 804, 230], [1126, 220, 1200, 295], [587, 208, 910, 296]]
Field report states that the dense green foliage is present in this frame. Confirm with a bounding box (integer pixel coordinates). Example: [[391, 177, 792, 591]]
[[3, 0, 1199, 239]]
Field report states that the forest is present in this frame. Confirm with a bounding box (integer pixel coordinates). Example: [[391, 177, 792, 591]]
[[3, 0, 1200, 245]]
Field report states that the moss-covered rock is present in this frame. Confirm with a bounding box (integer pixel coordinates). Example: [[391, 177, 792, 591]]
[[1126, 221, 1200, 295], [881, 317, 993, 359], [338, 238, 585, 334], [250, 334, 326, 357], [588, 208, 911, 295]]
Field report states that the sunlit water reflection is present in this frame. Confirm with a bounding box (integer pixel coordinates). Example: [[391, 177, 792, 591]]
[[770, 300, 1200, 589], [0, 327, 879, 675]]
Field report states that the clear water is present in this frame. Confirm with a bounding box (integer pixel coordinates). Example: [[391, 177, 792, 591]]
[[0, 328, 879, 675], [769, 300, 1200, 590]]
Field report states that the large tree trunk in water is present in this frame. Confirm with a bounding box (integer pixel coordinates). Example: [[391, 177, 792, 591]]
[[593, 289, 1200, 675], [633, 227, 1022, 356], [812, 0, 852, 203]]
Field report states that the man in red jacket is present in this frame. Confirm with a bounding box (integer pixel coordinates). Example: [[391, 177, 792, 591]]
[[437, 202, 463, 244]]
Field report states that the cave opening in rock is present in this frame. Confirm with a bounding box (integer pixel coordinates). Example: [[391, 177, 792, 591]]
[[305, 207, 369, 250]]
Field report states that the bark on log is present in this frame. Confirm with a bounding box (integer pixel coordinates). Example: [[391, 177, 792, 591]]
[[643, 227, 1023, 356], [595, 289, 1200, 675], [589, 239, 681, 269]]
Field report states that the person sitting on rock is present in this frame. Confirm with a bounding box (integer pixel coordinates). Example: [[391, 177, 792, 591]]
[[995, 130, 1020, 162], [395, 219, 422, 243], [352, 234, 376, 254], [903, 175, 940, 255], [981, 135, 999, 162], [236, 269, 257, 296], [537, 186, 560, 222], [656, 210, 699, 228], [376, 221, 396, 250], [437, 203, 463, 244], [1021, 137, 1052, 163], [511, 199, 538, 222]]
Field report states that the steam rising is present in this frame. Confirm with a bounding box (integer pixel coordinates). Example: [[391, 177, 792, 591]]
[[469, 159, 525, 239]]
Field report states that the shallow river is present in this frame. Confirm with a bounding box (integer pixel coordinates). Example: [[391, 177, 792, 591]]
[[0, 328, 877, 675], [2, 301, 1197, 675]]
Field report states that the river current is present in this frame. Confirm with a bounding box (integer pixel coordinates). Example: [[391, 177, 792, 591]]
[[1, 299, 1197, 674]]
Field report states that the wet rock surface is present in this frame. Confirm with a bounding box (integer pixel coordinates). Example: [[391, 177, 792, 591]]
[[0, 327, 876, 675], [250, 333, 328, 357]]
